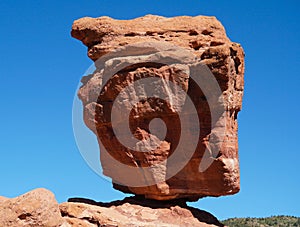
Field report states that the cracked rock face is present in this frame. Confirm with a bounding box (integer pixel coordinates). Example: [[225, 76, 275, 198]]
[[72, 15, 245, 201]]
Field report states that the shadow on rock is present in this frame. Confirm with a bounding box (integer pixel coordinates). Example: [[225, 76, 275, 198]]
[[68, 196, 224, 227]]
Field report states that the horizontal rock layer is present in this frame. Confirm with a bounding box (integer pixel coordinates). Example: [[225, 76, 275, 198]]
[[72, 15, 245, 200]]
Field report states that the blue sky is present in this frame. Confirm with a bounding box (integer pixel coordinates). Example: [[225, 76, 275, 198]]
[[0, 0, 299, 220]]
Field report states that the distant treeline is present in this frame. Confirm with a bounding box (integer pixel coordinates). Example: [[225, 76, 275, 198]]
[[222, 215, 300, 227]]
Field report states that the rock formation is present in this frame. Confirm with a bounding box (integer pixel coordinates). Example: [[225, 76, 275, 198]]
[[71, 15, 245, 201], [0, 188, 64, 227], [0, 188, 226, 226]]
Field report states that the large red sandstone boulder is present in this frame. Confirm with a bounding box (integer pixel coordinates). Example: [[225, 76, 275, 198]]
[[71, 15, 245, 201]]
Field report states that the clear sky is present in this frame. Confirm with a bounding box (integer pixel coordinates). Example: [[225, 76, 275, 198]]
[[0, 0, 299, 221]]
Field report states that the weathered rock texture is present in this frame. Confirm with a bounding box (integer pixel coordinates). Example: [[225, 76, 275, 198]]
[[0, 188, 226, 226], [72, 15, 245, 200], [62, 197, 225, 227], [0, 188, 64, 227]]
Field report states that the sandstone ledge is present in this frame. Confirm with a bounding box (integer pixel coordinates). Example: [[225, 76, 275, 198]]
[[0, 188, 226, 227]]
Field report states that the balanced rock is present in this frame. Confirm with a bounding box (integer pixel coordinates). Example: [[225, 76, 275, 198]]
[[72, 15, 245, 200]]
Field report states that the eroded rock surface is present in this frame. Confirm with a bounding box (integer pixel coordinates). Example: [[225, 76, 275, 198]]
[[72, 15, 245, 200], [0, 189, 226, 227], [0, 188, 64, 227], [62, 197, 225, 227]]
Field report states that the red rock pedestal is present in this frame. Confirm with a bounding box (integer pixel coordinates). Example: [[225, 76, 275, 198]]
[[72, 15, 245, 201]]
